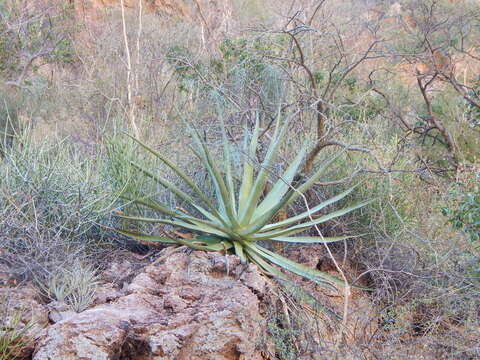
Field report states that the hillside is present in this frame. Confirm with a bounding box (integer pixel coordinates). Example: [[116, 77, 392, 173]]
[[0, 0, 479, 359]]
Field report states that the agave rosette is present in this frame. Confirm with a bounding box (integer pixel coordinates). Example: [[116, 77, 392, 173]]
[[115, 114, 370, 290]]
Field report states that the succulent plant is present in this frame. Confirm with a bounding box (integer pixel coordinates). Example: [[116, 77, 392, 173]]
[[114, 114, 370, 290]]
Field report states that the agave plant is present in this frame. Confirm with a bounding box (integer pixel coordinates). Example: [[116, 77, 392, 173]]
[[114, 115, 370, 290]]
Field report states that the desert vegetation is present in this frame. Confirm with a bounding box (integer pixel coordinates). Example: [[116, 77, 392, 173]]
[[0, 0, 479, 359]]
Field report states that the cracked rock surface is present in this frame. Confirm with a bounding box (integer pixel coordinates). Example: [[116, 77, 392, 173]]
[[33, 247, 267, 360]]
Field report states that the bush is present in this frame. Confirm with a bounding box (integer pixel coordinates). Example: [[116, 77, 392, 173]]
[[443, 178, 480, 243], [0, 136, 121, 282]]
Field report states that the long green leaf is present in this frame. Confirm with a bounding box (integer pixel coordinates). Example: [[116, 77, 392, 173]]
[[238, 116, 260, 216], [273, 200, 373, 233], [185, 217, 241, 241], [130, 162, 194, 205], [189, 147, 229, 224], [244, 247, 288, 279], [191, 135, 228, 219], [119, 193, 178, 217], [114, 228, 177, 243], [253, 145, 307, 219], [121, 192, 225, 227], [247, 243, 341, 290], [173, 236, 233, 252], [251, 200, 373, 240], [221, 118, 237, 215], [129, 161, 222, 225], [283, 149, 347, 208], [233, 241, 247, 264], [261, 184, 360, 231], [270, 235, 359, 243], [238, 190, 296, 236], [125, 133, 225, 223], [239, 108, 289, 224], [115, 214, 230, 237], [189, 126, 239, 227]]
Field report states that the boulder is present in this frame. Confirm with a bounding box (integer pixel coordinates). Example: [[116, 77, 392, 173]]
[[33, 247, 267, 360]]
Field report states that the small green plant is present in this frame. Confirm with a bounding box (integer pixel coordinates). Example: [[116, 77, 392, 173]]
[[36, 262, 99, 313], [0, 297, 35, 360], [113, 113, 370, 290], [52, 38, 75, 64]]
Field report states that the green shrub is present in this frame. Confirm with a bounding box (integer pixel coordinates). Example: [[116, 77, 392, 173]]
[[0, 136, 120, 281], [442, 181, 480, 243]]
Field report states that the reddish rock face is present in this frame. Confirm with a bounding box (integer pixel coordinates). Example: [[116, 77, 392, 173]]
[[71, 0, 233, 49], [73, 0, 191, 24], [73, 0, 231, 29], [32, 248, 267, 360]]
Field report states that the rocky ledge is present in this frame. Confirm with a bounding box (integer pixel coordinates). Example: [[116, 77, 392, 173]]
[[32, 247, 268, 360]]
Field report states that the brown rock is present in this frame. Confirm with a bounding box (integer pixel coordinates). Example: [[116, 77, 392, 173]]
[[0, 286, 49, 329], [102, 260, 137, 287], [33, 306, 130, 360], [46, 301, 77, 323], [33, 249, 266, 360], [91, 282, 124, 305]]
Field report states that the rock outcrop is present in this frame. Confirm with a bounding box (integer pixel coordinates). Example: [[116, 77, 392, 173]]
[[33, 247, 267, 360]]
